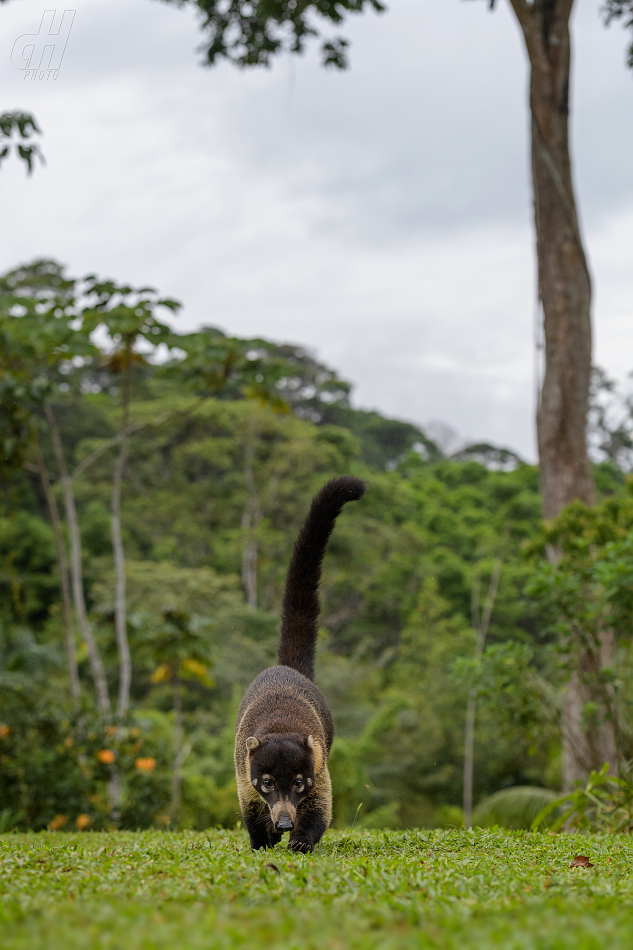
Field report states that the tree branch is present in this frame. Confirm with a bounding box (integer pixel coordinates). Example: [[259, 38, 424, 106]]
[[44, 402, 111, 714], [555, 0, 576, 29], [71, 420, 146, 481], [505, 0, 549, 71], [31, 439, 80, 706], [506, 0, 533, 34], [70, 397, 205, 482]]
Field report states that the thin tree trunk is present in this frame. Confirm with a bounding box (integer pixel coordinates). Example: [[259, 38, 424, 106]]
[[112, 440, 131, 718], [112, 355, 132, 720], [242, 533, 258, 608], [241, 424, 260, 609], [70, 396, 207, 482], [44, 403, 110, 714], [597, 628, 619, 767], [45, 388, 205, 717], [507, 0, 609, 786], [170, 675, 190, 824], [462, 691, 477, 829], [107, 770, 121, 822], [32, 439, 80, 707], [561, 628, 619, 788], [463, 560, 502, 828]]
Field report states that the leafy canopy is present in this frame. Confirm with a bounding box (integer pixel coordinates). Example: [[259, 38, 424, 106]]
[[157, 0, 633, 71], [158, 0, 384, 68], [0, 111, 44, 174]]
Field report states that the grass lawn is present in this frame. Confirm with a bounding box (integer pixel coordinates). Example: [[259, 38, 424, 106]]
[[1, 828, 632, 948]]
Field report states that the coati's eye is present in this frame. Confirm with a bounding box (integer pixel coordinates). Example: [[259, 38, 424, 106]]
[[262, 776, 274, 790], [294, 777, 304, 789]]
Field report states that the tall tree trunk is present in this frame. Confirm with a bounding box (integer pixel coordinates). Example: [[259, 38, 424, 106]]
[[112, 354, 132, 720], [462, 691, 477, 829], [241, 531, 258, 608], [508, 0, 594, 516], [561, 628, 619, 784], [241, 422, 260, 609], [170, 674, 190, 824], [507, 0, 615, 787], [44, 403, 111, 714], [463, 560, 502, 828], [32, 439, 80, 707]]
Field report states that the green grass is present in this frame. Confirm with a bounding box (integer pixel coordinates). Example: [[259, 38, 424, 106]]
[[1, 828, 633, 948]]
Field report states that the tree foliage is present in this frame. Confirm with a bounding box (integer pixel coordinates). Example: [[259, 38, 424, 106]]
[[604, 0, 633, 67], [0, 112, 44, 174], [158, 0, 384, 68], [3, 258, 632, 831]]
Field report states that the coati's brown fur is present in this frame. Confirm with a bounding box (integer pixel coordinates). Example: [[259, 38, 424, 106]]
[[234, 475, 365, 852]]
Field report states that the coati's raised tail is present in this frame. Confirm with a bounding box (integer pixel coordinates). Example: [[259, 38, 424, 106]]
[[278, 475, 366, 680], [234, 475, 365, 853]]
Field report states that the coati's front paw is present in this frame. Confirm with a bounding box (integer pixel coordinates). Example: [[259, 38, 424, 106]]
[[288, 839, 313, 854]]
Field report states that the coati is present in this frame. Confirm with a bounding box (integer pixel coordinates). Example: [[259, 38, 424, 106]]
[[234, 475, 365, 853]]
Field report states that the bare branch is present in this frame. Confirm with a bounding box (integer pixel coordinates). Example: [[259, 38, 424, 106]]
[[71, 420, 146, 481], [479, 557, 503, 646], [505, 0, 549, 70], [31, 439, 80, 706], [44, 402, 111, 714], [71, 397, 205, 481], [506, 0, 533, 34], [555, 0, 576, 30]]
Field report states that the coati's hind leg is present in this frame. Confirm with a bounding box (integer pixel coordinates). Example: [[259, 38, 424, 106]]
[[243, 803, 282, 851]]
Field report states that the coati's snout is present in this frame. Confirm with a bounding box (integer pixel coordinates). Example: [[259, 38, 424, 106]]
[[246, 733, 315, 832]]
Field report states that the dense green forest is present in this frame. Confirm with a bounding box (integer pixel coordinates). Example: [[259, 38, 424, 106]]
[[2, 259, 633, 834]]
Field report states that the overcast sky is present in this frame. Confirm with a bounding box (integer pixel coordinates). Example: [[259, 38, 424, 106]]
[[1, 0, 632, 459]]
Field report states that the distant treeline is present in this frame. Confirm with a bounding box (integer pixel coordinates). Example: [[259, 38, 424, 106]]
[[1, 259, 632, 832]]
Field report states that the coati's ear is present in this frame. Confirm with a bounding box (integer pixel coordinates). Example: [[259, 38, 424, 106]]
[[306, 735, 314, 751], [246, 736, 259, 752]]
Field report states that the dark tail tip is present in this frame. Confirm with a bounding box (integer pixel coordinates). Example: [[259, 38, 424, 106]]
[[316, 475, 366, 510], [324, 475, 366, 504]]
